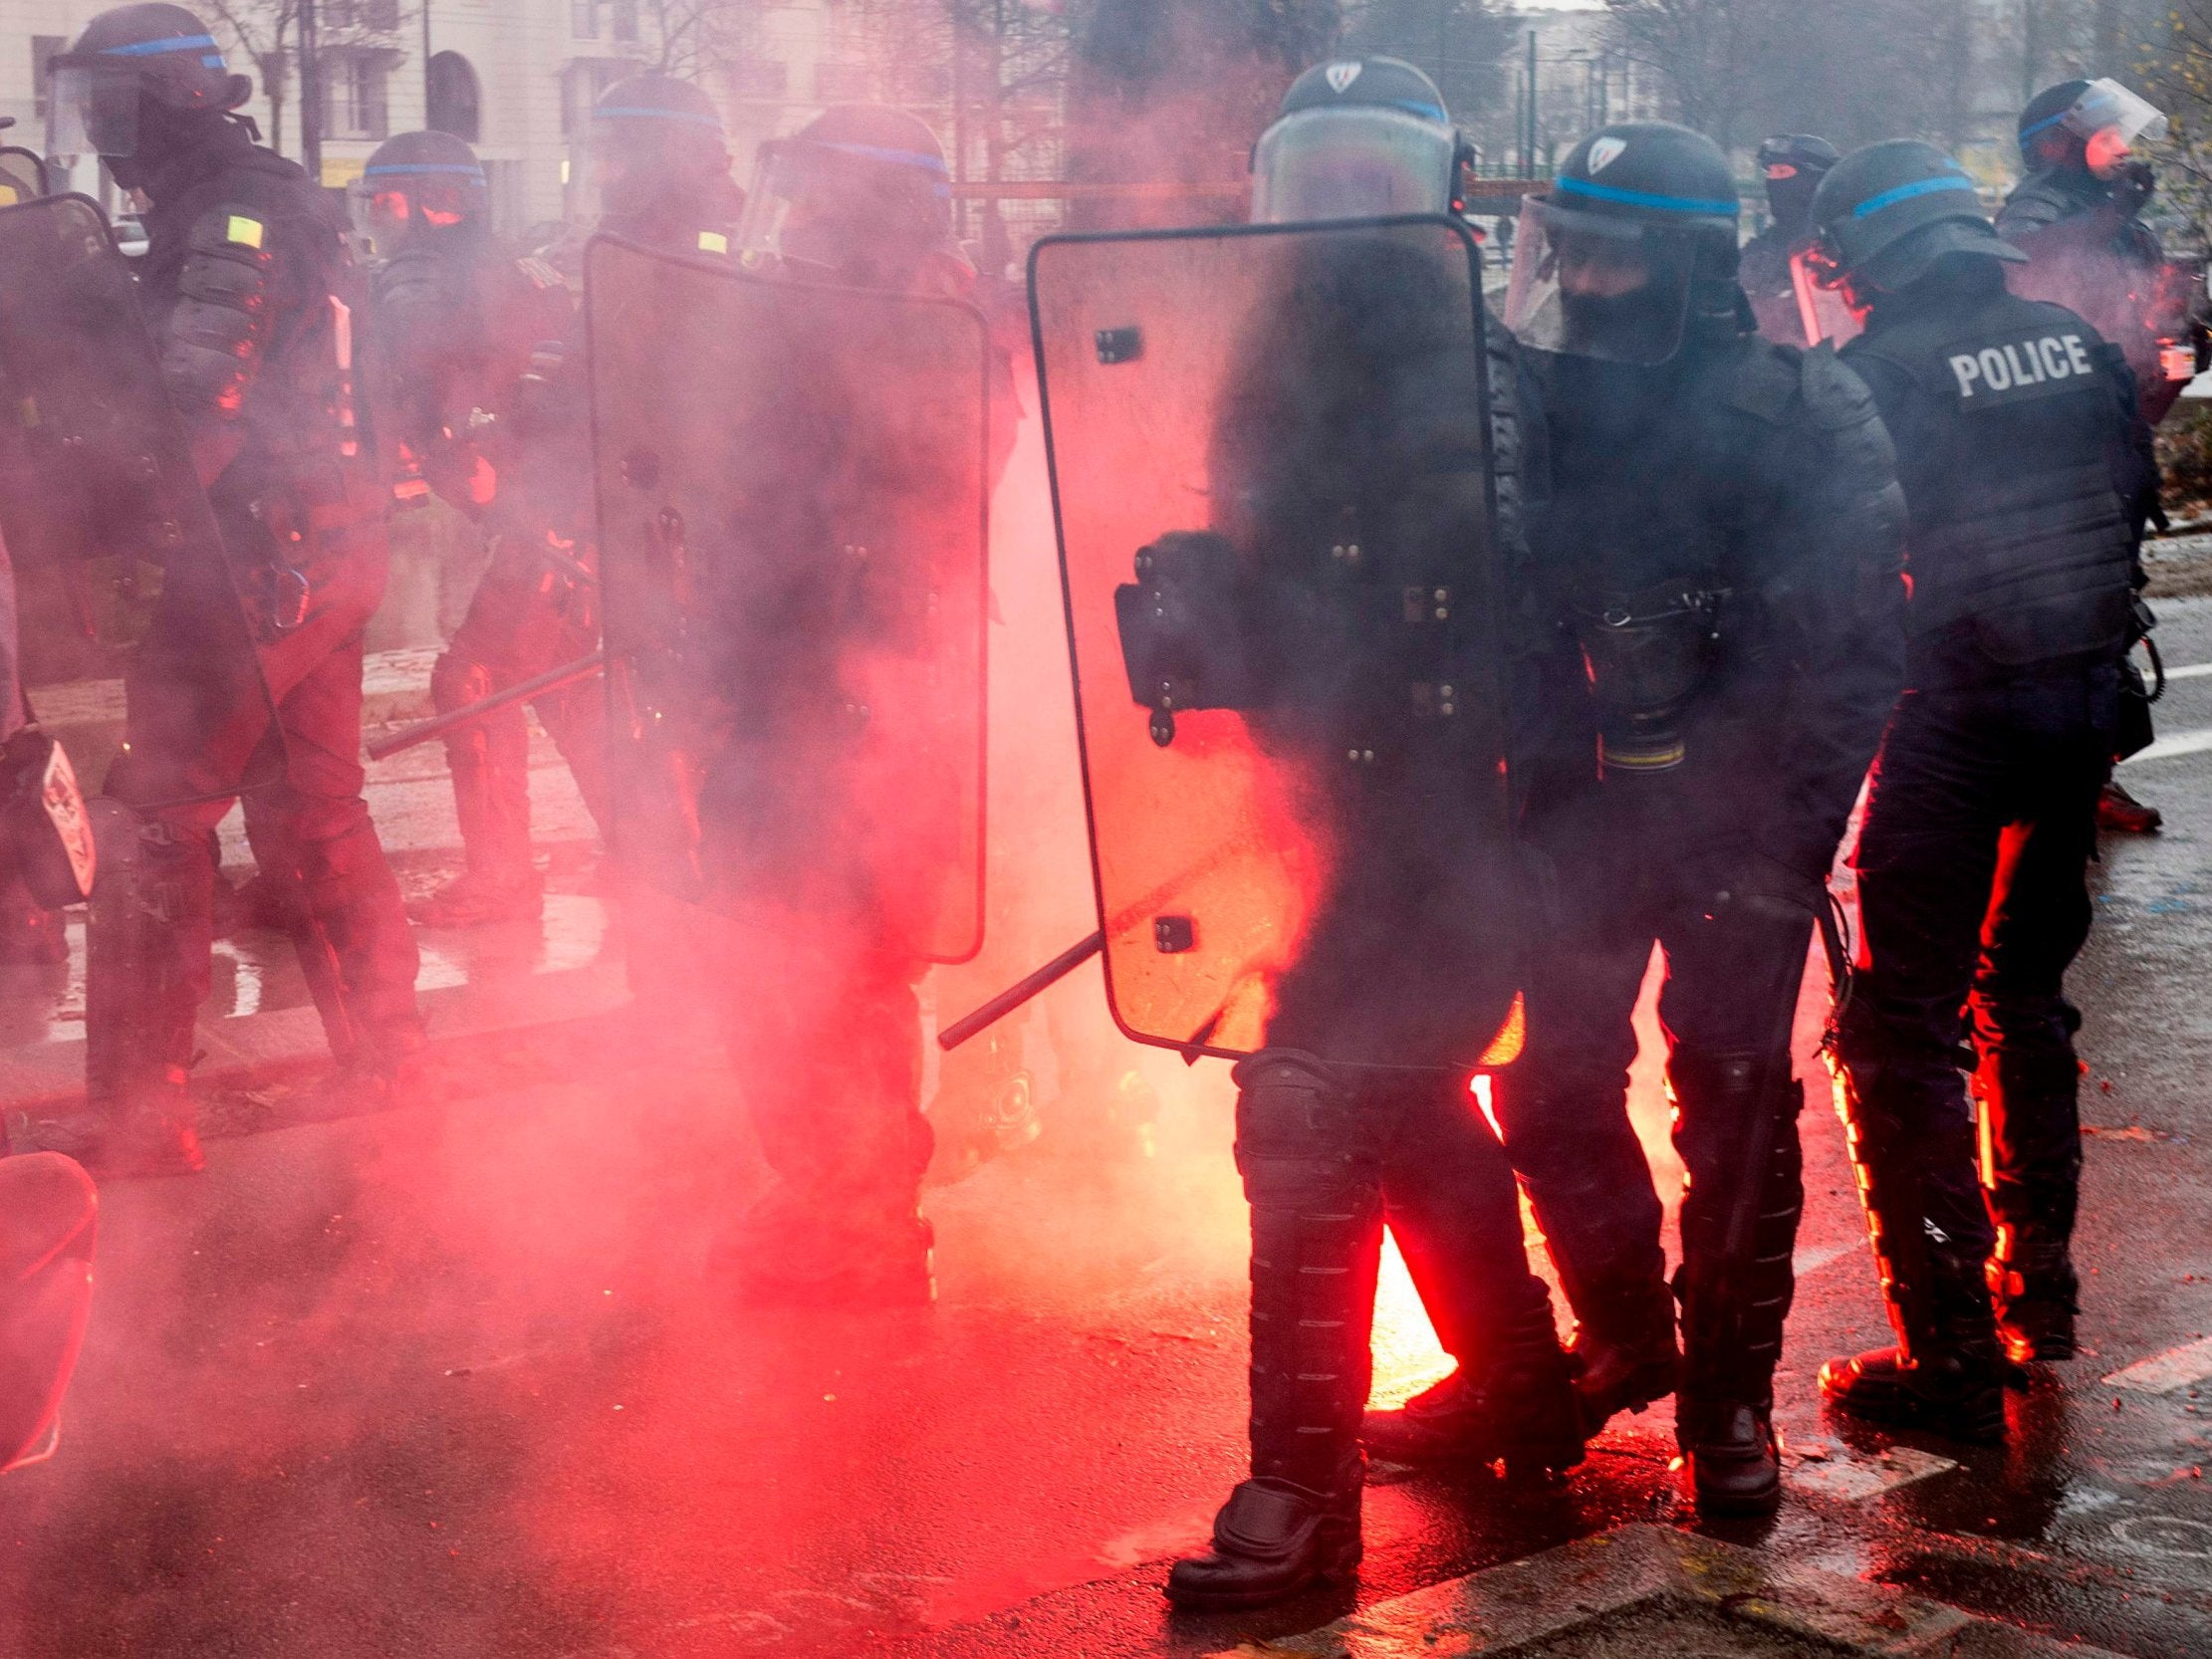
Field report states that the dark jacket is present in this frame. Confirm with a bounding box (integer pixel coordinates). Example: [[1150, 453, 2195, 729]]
[[1519, 324, 1908, 893]]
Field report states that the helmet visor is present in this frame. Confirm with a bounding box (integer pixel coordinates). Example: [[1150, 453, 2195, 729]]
[[736, 137, 951, 278], [1502, 195, 1693, 364], [47, 61, 141, 159], [1249, 107, 1457, 224], [2063, 79, 2167, 148]]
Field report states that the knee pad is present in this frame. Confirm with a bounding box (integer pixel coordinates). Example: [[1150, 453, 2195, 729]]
[[1231, 1049, 1367, 1207], [286, 803, 382, 883]]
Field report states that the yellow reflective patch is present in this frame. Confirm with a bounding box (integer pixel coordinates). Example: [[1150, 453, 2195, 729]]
[[0, 186, 18, 206], [697, 230, 729, 255], [226, 214, 265, 249]]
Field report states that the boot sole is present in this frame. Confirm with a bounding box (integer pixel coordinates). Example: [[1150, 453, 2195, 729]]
[[1693, 1476, 1781, 1518], [1162, 1537, 1362, 1611], [1821, 1379, 2006, 1445]]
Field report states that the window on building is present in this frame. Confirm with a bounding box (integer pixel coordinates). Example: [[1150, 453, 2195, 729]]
[[572, 0, 600, 39], [610, 0, 638, 42], [326, 54, 389, 140], [30, 37, 62, 121], [426, 51, 481, 142], [560, 59, 624, 138]]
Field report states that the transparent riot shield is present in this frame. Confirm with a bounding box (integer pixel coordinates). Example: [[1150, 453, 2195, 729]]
[[585, 235, 990, 963], [0, 195, 276, 768], [1030, 214, 1522, 1070]]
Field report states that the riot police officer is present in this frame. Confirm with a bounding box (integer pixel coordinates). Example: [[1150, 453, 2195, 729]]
[[1740, 134, 1839, 344], [355, 130, 595, 929], [586, 73, 744, 263], [1806, 143, 2154, 1436], [1496, 122, 1906, 1513], [2000, 79, 2180, 835], [696, 105, 1009, 1304], [35, 3, 421, 1171], [1159, 61, 1583, 1609]]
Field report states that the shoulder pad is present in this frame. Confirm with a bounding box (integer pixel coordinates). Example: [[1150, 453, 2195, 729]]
[[1722, 338, 1804, 425], [191, 203, 277, 260], [514, 256, 565, 290], [1795, 342, 1881, 432]]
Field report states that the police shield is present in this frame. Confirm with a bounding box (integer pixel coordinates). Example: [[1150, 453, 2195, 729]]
[[584, 235, 989, 963], [1030, 215, 1521, 1070], [0, 194, 271, 708]]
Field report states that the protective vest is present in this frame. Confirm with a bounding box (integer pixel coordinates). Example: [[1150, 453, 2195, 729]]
[[1844, 291, 2135, 670], [140, 130, 381, 526]]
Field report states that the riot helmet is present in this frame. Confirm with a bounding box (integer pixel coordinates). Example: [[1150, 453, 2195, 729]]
[[1502, 121, 1740, 365], [736, 105, 962, 291], [353, 129, 488, 253], [47, 3, 251, 175], [591, 74, 730, 208], [1250, 57, 1471, 224], [2019, 78, 2166, 179], [1757, 133, 1839, 239], [1807, 139, 2023, 308]]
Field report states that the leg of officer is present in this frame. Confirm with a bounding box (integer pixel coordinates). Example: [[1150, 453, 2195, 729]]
[[1363, 1066, 1583, 1473], [1658, 898, 1814, 1516], [1974, 682, 2107, 1362], [1167, 1050, 1381, 1609], [419, 538, 545, 926], [1495, 889, 1676, 1428], [1822, 689, 2007, 1439]]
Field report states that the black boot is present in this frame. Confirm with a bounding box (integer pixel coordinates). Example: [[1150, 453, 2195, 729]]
[[1166, 1476, 1361, 1612], [1361, 1304, 1587, 1477], [1169, 1052, 1377, 1611], [1822, 1052, 2006, 1440], [1989, 1227, 2078, 1364], [1671, 1049, 1804, 1519], [1569, 1275, 1680, 1431]]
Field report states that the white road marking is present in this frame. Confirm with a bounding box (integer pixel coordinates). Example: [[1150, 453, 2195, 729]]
[[1793, 1237, 1865, 1276], [1786, 1438, 1958, 1501], [2122, 727, 2212, 764], [2162, 661, 2212, 680], [2102, 1334, 2212, 1394]]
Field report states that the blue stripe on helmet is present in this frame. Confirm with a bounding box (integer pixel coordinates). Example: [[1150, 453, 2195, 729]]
[[365, 162, 485, 177], [103, 32, 220, 55], [594, 105, 723, 130], [1554, 174, 1736, 216], [200, 54, 224, 65], [1852, 173, 1978, 217], [812, 139, 949, 177], [2019, 110, 2070, 142], [1383, 99, 1448, 121]]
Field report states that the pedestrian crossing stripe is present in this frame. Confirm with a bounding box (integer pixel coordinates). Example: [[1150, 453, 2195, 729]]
[[2104, 1334, 2212, 1394]]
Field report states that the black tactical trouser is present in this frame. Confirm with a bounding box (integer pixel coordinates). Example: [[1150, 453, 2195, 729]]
[[1835, 671, 2112, 1300], [90, 523, 422, 1097], [1233, 1052, 1559, 1493], [434, 532, 609, 883], [1501, 816, 1812, 1410]]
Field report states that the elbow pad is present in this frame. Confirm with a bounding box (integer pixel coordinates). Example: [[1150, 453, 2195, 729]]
[[160, 207, 277, 420]]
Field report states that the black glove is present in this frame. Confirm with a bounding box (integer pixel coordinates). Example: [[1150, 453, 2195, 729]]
[[2109, 159, 2156, 219]]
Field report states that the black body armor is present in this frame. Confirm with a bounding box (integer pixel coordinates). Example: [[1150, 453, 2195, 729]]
[[1843, 285, 2147, 682]]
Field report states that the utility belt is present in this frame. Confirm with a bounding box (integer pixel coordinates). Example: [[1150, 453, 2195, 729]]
[[1571, 580, 1731, 775]]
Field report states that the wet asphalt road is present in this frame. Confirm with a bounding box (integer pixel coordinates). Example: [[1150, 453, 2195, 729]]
[[0, 605, 2204, 1659]]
